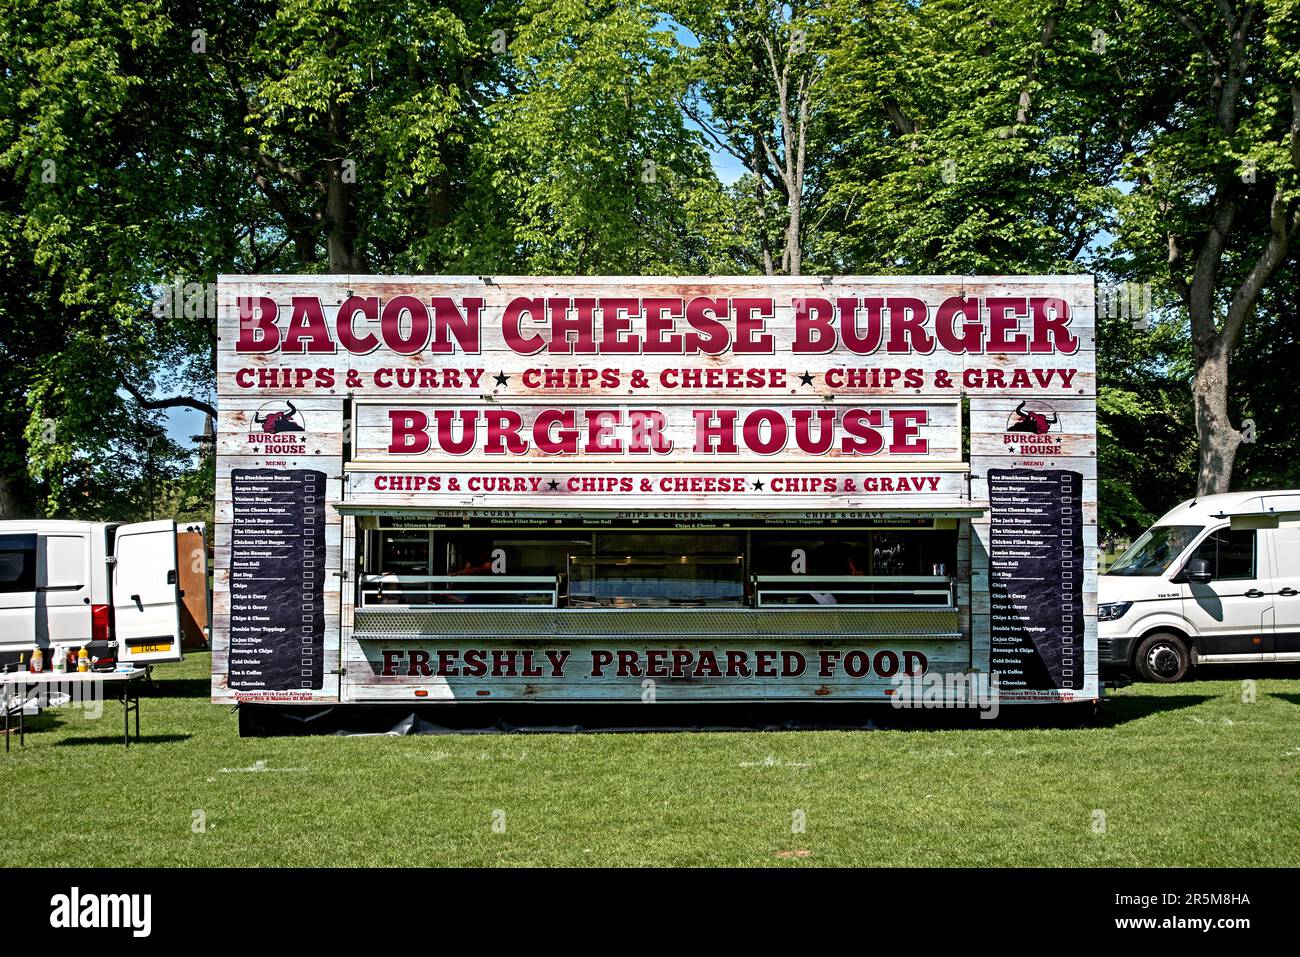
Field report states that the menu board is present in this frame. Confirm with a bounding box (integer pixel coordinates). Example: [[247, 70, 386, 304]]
[[228, 468, 326, 691], [988, 468, 1083, 691]]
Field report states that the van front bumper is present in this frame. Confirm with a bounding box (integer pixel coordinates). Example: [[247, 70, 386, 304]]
[[1097, 635, 1137, 669]]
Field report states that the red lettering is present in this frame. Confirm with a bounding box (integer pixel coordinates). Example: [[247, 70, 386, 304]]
[[282, 297, 334, 353], [388, 411, 430, 454], [935, 296, 983, 353], [503, 297, 545, 354], [381, 295, 430, 355], [888, 409, 928, 454], [235, 296, 280, 352], [337, 295, 379, 352], [841, 409, 885, 455], [793, 297, 836, 353], [886, 297, 933, 353], [1030, 297, 1077, 354]]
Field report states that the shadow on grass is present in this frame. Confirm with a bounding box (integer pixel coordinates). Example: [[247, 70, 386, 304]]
[[233, 694, 1208, 736], [146, 677, 212, 699], [7, 711, 68, 734], [56, 734, 192, 746], [3, 711, 69, 747], [1092, 694, 1215, 728], [1269, 693, 1300, 706]]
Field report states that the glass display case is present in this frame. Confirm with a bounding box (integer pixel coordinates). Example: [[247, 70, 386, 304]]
[[568, 533, 744, 607], [356, 526, 956, 610]]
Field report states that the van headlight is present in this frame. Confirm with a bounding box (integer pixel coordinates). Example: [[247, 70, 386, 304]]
[[1097, 601, 1133, 622]]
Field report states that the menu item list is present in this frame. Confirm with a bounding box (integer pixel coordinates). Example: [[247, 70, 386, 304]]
[[228, 468, 326, 691], [988, 468, 1084, 691]]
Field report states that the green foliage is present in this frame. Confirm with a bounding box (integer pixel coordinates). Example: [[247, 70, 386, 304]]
[[477, 0, 727, 273], [814, 0, 1121, 274], [1, 0, 237, 515], [1095, 314, 1198, 534], [1232, 274, 1300, 491], [2, 0, 1297, 525]]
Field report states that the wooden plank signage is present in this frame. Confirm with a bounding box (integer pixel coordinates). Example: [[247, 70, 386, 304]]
[[353, 398, 961, 464], [342, 467, 970, 511], [216, 275, 1095, 399], [212, 275, 1099, 708], [344, 639, 971, 702]]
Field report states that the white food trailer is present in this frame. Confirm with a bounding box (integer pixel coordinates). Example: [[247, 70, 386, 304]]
[[211, 275, 1098, 714]]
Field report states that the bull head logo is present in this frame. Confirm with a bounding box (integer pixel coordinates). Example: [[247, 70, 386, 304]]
[[253, 400, 305, 434], [1006, 400, 1057, 435]]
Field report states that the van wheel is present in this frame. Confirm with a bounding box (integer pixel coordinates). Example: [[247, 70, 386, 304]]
[[1134, 633, 1190, 683]]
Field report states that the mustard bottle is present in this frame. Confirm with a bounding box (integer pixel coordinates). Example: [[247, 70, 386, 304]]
[[77, 648, 90, 673]]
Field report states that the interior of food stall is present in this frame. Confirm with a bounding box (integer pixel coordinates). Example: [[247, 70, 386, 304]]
[[353, 519, 960, 611]]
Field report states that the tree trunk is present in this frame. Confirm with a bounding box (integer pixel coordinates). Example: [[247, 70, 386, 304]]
[[785, 191, 801, 276], [325, 98, 364, 273], [0, 472, 32, 520], [754, 129, 774, 275], [325, 161, 359, 273], [1192, 345, 1241, 495]]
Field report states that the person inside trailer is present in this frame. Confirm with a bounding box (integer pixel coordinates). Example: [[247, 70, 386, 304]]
[[450, 545, 494, 577], [436, 543, 496, 605], [809, 535, 862, 605], [810, 535, 862, 577]]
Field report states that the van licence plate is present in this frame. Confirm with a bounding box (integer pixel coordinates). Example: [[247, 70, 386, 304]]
[[130, 642, 172, 655]]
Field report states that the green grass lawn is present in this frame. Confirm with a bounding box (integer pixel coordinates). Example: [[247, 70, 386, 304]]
[[2, 651, 1297, 867]]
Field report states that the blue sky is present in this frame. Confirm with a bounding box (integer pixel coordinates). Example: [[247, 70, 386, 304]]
[[164, 404, 209, 450]]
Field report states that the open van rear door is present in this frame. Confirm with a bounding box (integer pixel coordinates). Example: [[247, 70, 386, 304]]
[[176, 523, 210, 649], [113, 519, 183, 664]]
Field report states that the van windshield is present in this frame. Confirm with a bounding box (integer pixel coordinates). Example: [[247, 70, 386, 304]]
[[1106, 525, 1202, 577]]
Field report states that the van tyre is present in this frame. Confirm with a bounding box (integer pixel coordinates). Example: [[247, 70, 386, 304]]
[[1134, 633, 1190, 683]]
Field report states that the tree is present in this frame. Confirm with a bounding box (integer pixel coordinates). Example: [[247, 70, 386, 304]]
[[0, 0, 734, 518], [479, 0, 728, 274], [0, 0, 226, 515], [1227, 268, 1300, 489], [814, 0, 1121, 274], [675, 0, 823, 274], [1094, 313, 1199, 534], [191, 0, 507, 274], [1111, 0, 1300, 494]]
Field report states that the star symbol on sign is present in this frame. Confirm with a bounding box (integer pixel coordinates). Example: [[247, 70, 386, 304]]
[[251, 447, 260, 453], [752, 479, 765, 491], [798, 371, 815, 386], [494, 372, 510, 386], [547, 479, 560, 491]]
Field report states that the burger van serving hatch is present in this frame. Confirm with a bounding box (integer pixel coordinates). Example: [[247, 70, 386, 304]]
[[249, 400, 308, 454]]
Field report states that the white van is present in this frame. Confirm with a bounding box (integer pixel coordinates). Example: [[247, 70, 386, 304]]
[[1099, 491, 1300, 681], [0, 519, 204, 668]]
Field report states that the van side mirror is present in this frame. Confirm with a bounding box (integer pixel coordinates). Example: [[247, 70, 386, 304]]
[[1185, 558, 1213, 585]]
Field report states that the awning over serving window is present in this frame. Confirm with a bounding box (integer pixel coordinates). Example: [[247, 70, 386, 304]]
[[336, 462, 985, 520], [333, 501, 987, 520]]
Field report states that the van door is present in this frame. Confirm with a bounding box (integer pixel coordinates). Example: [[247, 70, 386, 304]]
[[1179, 526, 1273, 662], [175, 524, 210, 649], [112, 520, 183, 664], [36, 530, 92, 643], [1266, 524, 1300, 663], [0, 532, 38, 656]]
